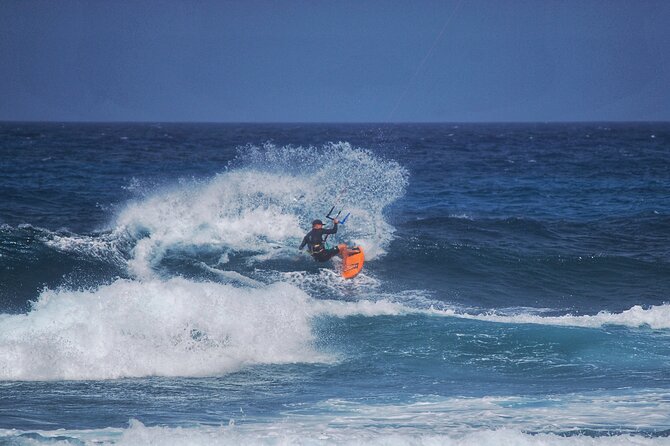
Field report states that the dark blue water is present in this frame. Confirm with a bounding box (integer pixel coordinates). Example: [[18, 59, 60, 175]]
[[1, 123, 669, 445]]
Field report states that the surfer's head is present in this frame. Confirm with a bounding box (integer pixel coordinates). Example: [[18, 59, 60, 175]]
[[312, 219, 323, 228]]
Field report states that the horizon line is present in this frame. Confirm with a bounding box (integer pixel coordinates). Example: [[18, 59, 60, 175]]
[[1, 119, 669, 125]]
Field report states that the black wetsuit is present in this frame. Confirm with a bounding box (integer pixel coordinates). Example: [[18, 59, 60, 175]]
[[299, 222, 339, 262]]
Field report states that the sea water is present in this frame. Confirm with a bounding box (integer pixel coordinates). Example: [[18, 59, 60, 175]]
[[1, 123, 669, 445]]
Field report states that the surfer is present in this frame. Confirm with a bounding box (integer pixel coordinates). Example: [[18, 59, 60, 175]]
[[298, 211, 364, 278], [299, 218, 342, 262]]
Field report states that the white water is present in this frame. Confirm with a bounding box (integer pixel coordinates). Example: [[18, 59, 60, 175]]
[[4, 423, 668, 446], [108, 142, 408, 278], [437, 303, 670, 330], [1, 270, 666, 382], [33, 143, 407, 280], [4, 389, 670, 445], [0, 276, 414, 381]]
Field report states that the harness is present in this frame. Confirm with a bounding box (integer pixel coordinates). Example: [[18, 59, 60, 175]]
[[309, 241, 327, 254]]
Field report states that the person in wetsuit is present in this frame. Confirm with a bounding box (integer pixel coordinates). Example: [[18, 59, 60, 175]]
[[299, 218, 340, 262]]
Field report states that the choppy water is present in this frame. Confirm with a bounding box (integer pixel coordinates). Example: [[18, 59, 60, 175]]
[[1, 122, 669, 445]]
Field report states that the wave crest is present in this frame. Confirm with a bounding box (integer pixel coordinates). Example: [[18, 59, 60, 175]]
[[439, 303, 670, 330], [0, 278, 322, 380], [113, 142, 407, 278], [0, 277, 418, 381]]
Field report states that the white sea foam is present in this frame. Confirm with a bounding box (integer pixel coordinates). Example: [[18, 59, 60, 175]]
[[2, 277, 663, 382], [306, 283, 670, 331], [199, 262, 265, 287], [304, 390, 670, 435], [449, 213, 474, 220], [109, 143, 407, 278], [321, 291, 670, 331], [1, 268, 666, 382], [269, 268, 383, 298], [357, 300, 670, 331], [0, 278, 323, 381], [0, 278, 415, 381], [4, 388, 670, 446], [44, 231, 126, 265], [4, 424, 667, 446], [439, 303, 670, 330], [374, 289, 670, 330], [112, 389, 668, 444]]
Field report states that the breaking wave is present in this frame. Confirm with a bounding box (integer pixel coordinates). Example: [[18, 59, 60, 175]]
[[111, 142, 408, 278], [0, 277, 414, 381]]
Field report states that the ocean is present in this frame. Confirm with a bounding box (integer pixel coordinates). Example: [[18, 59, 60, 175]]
[[1, 122, 669, 445]]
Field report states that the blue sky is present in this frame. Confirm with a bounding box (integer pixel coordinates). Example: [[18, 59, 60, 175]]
[[1, 0, 669, 122]]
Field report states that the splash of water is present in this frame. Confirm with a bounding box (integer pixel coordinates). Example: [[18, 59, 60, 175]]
[[111, 142, 407, 278]]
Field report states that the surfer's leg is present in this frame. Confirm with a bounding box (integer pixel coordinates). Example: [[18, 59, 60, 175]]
[[312, 248, 338, 262], [324, 247, 341, 261], [312, 252, 328, 262], [338, 244, 359, 256]]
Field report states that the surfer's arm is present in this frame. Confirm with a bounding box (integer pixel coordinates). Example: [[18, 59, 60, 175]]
[[298, 235, 308, 250], [323, 222, 338, 235]]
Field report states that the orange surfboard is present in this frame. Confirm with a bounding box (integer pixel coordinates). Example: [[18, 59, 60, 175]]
[[340, 246, 365, 279]]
